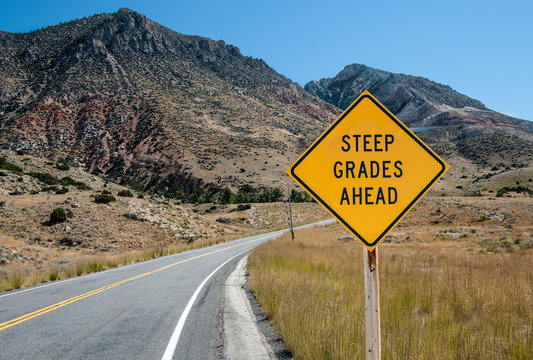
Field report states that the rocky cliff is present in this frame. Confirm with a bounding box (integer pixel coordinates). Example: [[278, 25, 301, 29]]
[[0, 8, 339, 197], [305, 63, 532, 132]]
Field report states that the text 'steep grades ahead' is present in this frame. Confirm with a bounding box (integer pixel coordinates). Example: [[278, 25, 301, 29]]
[[287, 91, 448, 250]]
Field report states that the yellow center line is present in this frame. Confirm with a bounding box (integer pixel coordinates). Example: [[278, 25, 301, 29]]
[[0, 237, 262, 331]]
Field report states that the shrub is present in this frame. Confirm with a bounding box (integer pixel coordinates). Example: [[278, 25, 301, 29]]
[[93, 193, 116, 204], [496, 186, 533, 197], [58, 176, 90, 190], [49, 269, 59, 281], [59, 176, 77, 186], [15, 150, 25, 155], [50, 207, 67, 224], [55, 187, 69, 194], [0, 171, 6, 176], [237, 203, 251, 211], [220, 187, 235, 204], [55, 159, 70, 171], [117, 189, 134, 197], [28, 172, 57, 185], [41, 186, 58, 193], [75, 182, 91, 190], [0, 157, 23, 173]]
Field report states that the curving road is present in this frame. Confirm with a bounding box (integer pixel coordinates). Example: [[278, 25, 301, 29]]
[[0, 219, 333, 360]]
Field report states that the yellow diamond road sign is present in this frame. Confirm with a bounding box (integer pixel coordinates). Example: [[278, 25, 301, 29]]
[[287, 91, 449, 250]]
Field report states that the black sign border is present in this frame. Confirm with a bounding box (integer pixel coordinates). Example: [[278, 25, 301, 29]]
[[290, 94, 447, 248]]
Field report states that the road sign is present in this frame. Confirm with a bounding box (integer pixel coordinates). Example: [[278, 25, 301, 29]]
[[287, 90, 448, 250]]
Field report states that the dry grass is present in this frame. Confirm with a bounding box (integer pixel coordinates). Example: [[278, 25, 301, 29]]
[[248, 224, 533, 360], [0, 230, 257, 292]]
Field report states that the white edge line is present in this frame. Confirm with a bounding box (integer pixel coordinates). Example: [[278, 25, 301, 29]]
[[161, 248, 251, 360], [161, 219, 337, 360]]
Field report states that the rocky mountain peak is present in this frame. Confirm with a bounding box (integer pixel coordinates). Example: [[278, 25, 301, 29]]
[[306, 63, 487, 112], [304, 63, 533, 132], [0, 9, 339, 197]]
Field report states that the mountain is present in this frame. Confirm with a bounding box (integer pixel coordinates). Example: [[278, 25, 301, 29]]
[[0, 10, 531, 200], [305, 63, 533, 132], [305, 63, 533, 194], [0, 8, 339, 198]]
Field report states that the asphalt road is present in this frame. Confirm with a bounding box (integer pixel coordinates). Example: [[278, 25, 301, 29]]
[[0, 219, 334, 359]]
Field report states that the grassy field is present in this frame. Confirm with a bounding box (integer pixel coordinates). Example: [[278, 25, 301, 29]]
[[248, 224, 533, 360]]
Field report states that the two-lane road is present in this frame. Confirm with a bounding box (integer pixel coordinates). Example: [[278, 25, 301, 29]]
[[0, 220, 333, 359]]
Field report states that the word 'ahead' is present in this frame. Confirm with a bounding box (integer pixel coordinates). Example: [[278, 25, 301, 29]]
[[287, 91, 448, 250]]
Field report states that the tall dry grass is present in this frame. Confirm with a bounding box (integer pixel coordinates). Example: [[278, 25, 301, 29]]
[[0, 231, 256, 292], [248, 225, 533, 360]]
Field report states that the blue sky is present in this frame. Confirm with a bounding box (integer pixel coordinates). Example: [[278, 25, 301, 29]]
[[1, 0, 532, 120]]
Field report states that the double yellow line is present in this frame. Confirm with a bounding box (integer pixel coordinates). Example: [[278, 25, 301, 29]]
[[0, 237, 260, 332]]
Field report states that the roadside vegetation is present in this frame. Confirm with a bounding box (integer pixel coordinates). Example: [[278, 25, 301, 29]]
[[0, 230, 263, 292], [159, 183, 314, 205], [248, 224, 533, 360]]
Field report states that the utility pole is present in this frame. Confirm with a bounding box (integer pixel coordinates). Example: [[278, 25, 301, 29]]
[[264, 177, 294, 241]]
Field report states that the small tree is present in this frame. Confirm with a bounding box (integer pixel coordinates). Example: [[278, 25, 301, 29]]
[[93, 192, 116, 204], [271, 188, 283, 202], [290, 189, 305, 203], [117, 189, 134, 197], [220, 187, 235, 204], [50, 207, 67, 224]]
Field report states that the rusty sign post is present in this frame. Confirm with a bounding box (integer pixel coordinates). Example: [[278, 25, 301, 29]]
[[287, 91, 448, 359]]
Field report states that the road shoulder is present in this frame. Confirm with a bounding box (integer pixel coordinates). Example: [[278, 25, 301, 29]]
[[223, 256, 292, 360]]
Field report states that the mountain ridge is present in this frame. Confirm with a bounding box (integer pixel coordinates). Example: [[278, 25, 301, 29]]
[[0, 8, 340, 199], [0, 9, 531, 201], [304, 63, 533, 132]]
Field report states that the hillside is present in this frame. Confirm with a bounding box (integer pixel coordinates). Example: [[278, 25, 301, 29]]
[[0, 8, 339, 199], [0, 150, 328, 289]]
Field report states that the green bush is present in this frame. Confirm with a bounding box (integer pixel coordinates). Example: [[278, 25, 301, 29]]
[[0, 157, 23, 173], [220, 187, 235, 204], [15, 150, 25, 156], [59, 176, 91, 190], [28, 172, 57, 185], [93, 193, 116, 204], [117, 189, 134, 197], [496, 186, 533, 197], [75, 182, 91, 190], [55, 187, 69, 194], [55, 159, 70, 171], [59, 176, 77, 186], [50, 207, 67, 224]]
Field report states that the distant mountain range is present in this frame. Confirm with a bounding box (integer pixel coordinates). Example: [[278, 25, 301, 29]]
[[305, 63, 533, 132], [0, 8, 531, 198]]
